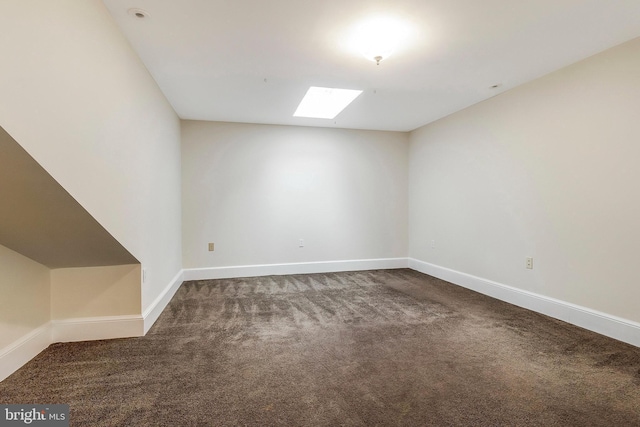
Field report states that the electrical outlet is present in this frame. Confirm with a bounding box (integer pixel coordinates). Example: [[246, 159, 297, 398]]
[[208, 243, 215, 251], [430, 240, 436, 249], [142, 269, 147, 283], [526, 257, 534, 269], [299, 239, 304, 248]]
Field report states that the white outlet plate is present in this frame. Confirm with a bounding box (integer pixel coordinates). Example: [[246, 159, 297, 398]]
[[526, 257, 534, 269]]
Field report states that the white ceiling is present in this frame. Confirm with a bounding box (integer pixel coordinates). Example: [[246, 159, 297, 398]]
[[103, 0, 640, 132]]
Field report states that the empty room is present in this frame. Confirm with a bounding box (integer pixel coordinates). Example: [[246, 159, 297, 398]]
[[1, 0, 640, 425]]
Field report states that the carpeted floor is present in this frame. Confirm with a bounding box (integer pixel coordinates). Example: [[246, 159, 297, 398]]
[[1, 269, 639, 426]]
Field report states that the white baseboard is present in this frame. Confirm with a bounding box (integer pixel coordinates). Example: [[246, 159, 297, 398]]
[[0, 323, 51, 382], [408, 258, 640, 348], [1, 315, 146, 382], [0, 269, 186, 382], [183, 258, 409, 281], [142, 269, 184, 334], [51, 315, 144, 343], [5, 259, 636, 384]]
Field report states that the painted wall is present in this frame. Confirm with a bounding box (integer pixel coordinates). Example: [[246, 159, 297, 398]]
[[0, 244, 50, 350], [51, 265, 141, 320], [182, 121, 409, 268], [409, 37, 640, 322], [0, 0, 182, 312]]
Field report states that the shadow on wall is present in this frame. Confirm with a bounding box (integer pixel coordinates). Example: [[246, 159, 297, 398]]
[[0, 125, 138, 269]]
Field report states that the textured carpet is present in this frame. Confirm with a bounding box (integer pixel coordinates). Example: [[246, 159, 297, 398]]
[[1, 269, 639, 426]]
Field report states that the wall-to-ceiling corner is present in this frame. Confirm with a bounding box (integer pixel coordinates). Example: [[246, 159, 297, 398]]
[[408, 37, 640, 346], [0, 0, 183, 379]]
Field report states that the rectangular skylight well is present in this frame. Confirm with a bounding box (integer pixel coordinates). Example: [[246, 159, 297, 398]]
[[294, 86, 363, 119]]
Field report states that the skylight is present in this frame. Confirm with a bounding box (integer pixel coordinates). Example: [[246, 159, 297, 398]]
[[293, 86, 363, 119]]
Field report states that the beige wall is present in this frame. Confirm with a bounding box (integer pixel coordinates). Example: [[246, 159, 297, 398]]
[[51, 265, 141, 320], [0, 0, 182, 312], [0, 244, 50, 349], [409, 37, 640, 322], [182, 121, 409, 268]]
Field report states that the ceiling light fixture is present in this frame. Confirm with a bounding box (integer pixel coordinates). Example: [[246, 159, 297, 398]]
[[352, 16, 410, 65], [294, 87, 363, 119]]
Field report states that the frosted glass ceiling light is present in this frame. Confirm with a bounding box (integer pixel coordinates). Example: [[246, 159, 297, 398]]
[[352, 16, 409, 65], [294, 87, 363, 119]]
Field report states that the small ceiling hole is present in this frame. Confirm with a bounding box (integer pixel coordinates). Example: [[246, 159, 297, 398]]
[[128, 8, 150, 19]]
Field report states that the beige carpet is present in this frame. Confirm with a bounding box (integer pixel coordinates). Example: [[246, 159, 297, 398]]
[[1, 269, 639, 425]]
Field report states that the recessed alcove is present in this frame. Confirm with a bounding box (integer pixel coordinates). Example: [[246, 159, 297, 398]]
[[0, 125, 142, 368]]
